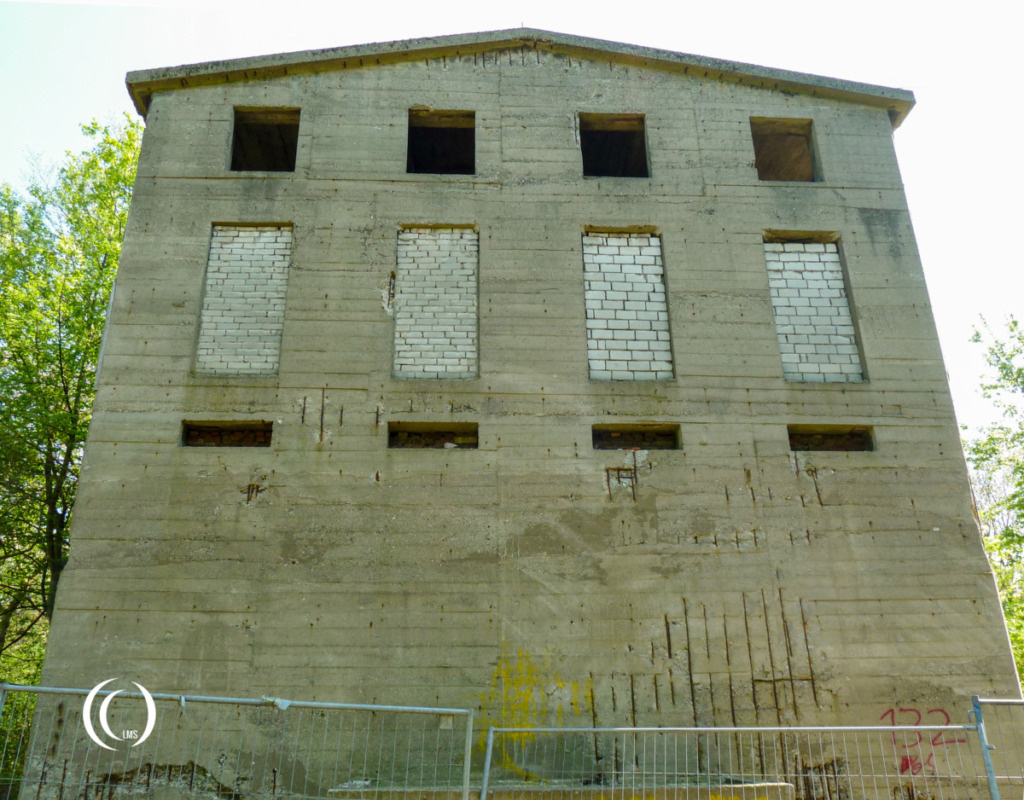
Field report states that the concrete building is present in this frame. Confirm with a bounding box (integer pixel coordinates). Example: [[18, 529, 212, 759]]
[[43, 29, 1019, 737]]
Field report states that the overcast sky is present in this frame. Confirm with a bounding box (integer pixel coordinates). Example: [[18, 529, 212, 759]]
[[1, 0, 1019, 435]]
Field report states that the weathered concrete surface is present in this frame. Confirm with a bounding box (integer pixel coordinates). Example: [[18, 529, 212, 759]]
[[44, 30, 1017, 756]]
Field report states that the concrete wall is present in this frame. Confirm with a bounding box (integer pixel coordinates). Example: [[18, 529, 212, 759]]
[[44, 43, 1018, 747]]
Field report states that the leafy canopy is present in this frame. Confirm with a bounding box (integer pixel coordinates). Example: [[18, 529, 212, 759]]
[[0, 117, 141, 678], [968, 317, 1024, 676]]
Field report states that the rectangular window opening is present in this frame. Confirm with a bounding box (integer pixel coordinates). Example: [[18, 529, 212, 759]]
[[750, 118, 816, 182], [388, 422, 478, 449], [788, 425, 874, 452], [593, 424, 680, 450], [406, 110, 475, 174], [231, 108, 300, 172], [580, 113, 649, 178], [183, 421, 273, 447]]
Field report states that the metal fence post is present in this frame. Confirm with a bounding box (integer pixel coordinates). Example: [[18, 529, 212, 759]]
[[480, 726, 495, 800], [461, 709, 474, 800], [971, 695, 1002, 800]]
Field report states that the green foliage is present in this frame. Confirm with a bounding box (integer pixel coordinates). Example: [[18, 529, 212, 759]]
[[968, 317, 1024, 676], [0, 117, 141, 679]]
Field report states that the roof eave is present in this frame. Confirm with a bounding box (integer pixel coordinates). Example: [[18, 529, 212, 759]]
[[125, 28, 915, 127]]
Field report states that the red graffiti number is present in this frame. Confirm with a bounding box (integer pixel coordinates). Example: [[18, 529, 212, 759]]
[[880, 705, 968, 768]]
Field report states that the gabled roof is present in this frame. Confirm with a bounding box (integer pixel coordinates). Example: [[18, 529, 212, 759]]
[[126, 28, 915, 128]]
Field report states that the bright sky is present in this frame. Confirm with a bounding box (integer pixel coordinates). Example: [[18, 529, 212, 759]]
[[1, 0, 1019, 435]]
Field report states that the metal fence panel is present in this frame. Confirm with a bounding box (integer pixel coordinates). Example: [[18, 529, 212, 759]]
[[0, 684, 473, 800], [480, 725, 994, 800], [973, 697, 1024, 800]]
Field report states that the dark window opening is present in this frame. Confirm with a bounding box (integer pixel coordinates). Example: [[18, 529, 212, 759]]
[[231, 108, 300, 172], [593, 424, 680, 450], [183, 421, 273, 447], [788, 425, 873, 452], [580, 113, 649, 178], [388, 422, 478, 449], [750, 118, 816, 182], [406, 110, 475, 174]]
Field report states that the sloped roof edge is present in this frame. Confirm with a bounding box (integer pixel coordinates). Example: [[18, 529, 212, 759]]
[[126, 28, 915, 128]]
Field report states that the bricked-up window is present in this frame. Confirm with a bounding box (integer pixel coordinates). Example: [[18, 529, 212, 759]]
[[750, 118, 816, 182], [388, 422, 478, 449], [788, 425, 874, 452], [183, 421, 273, 447], [583, 232, 673, 380], [195, 225, 292, 376], [764, 237, 864, 383], [593, 424, 680, 450], [393, 227, 478, 378], [579, 114, 649, 177], [407, 110, 475, 174], [231, 108, 300, 171]]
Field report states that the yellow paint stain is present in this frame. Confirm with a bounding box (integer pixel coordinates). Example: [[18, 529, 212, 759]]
[[478, 648, 594, 779]]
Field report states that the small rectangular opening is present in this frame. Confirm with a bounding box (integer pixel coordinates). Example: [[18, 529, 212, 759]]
[[406, 110, 475, 174], [592, 424, 680, 450], [388, 422, 478, 449], [750, 118, 816, 182], [231, 108, 300, 172], [788, 425, 873, 452], [579, 113, 649, 178], [183, 421, 273, 447]]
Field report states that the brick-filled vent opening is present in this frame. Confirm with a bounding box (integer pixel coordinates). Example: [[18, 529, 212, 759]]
[[183, 421, 273, 447], [231, 108, 300, 171], [593, 424, 680, 450], [388, 422, 478, 449], [579, 114, 649, 178], [407, 110, 475, 174], [750, 118, 816, 182], [788, 425, 874, 452]]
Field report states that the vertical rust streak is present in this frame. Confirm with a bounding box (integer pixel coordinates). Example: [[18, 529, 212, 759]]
[[799, 598, 820, 706], [682, 598, 698, 725], [702, 603, 715, 721], [778, 587, 799, 718], [704, 602, 712, 659], [723, 613, 737, 725], [339, 406, 344, 426], [629, 673, 637, 727], [810, 468, 824, 506], [653, 674, 660, 711], [319, 388, 325, 443], [728, 674, 738, 727], [741, 592, 760, 726], [668, 667, 677, 706], [301, 396, 307, 424], [664, 613, 673, 659], [760, 589, 782, 724], [588, 671, 602, 773]]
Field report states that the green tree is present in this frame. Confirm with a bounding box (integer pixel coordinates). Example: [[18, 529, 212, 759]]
[[0, 117, 141, 680], [968, 317, 1024, 676]]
